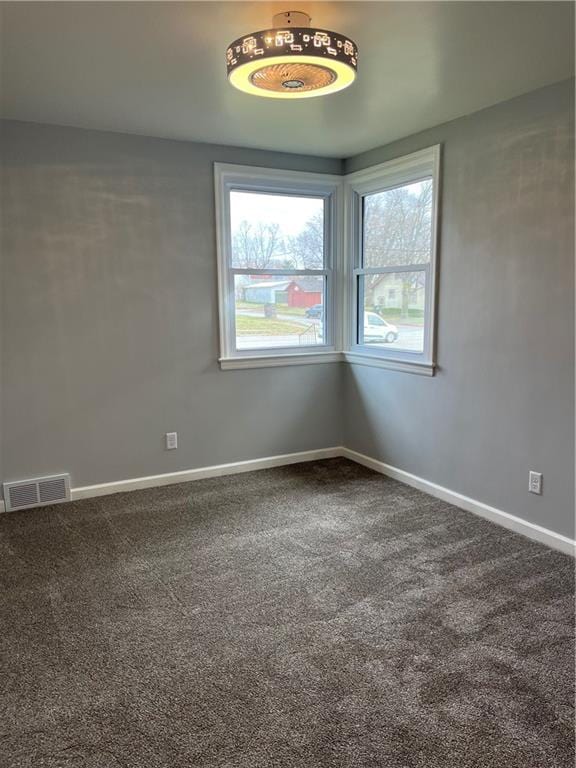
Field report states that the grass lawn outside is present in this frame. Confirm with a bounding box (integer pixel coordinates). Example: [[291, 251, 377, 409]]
[[236, 302, 422, 329], [368, 309, 425, 327], [236, 314, 305, 336], [236, 302, 308, 317]]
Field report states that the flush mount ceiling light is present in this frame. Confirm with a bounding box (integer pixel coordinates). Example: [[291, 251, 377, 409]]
[[226, 11, 358, 99]]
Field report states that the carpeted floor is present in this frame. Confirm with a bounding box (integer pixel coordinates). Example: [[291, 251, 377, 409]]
[[0, 458, 574, 768]]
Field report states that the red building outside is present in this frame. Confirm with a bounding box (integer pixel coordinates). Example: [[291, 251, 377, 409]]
[[286, 280, 322, 309]]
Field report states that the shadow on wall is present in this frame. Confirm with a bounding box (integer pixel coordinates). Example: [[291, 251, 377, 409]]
[[343, 364, 383, 460], [343, 362, 452, 480]]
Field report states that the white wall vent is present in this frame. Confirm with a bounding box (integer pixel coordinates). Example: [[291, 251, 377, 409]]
[[3, 474, 71, 512]]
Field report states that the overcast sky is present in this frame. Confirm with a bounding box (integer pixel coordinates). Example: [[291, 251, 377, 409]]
[[230, 190, 323, 237]]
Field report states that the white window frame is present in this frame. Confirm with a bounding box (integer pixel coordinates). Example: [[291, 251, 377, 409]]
[[214, 163, 343, 370], [343, 145, 441, 376]]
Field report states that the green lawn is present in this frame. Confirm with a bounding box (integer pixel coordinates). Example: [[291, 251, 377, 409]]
[[274, 305, 308, 317], [236, 302, 307, 317], [368, 309, 425, 327], [236, 315, 303, 336]]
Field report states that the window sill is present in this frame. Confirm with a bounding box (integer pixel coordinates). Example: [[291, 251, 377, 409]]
[[343, 352, 436, 376], [219, 351, 343, 370], [219, 351, 435, 374]]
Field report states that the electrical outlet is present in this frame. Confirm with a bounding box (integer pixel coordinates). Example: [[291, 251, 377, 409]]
[[529, 471, 542, 495], [165, 432, 178, 450]]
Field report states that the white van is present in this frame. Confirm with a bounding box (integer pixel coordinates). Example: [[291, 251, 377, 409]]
[[363, 312, 398, 343]]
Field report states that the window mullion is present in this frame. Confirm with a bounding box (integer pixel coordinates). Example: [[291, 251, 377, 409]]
[[230, 268, 328, 277]]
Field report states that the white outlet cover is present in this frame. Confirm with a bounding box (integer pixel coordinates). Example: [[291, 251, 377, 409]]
[[529, 471, 542, 495], [165, 432, 178, 450]]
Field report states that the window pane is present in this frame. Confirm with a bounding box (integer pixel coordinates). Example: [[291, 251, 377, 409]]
[[360, 271, 425, 353], [363, 179, 432, 268], [230, 191, 325, 269], [234, 275, 325, 350]]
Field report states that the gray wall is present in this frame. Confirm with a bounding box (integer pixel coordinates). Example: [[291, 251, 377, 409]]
[[1, 122, 343, 488], [344, 80, 575, 539], [2, 79, 573, 540]]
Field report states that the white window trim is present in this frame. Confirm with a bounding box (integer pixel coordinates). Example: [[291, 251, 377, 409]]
[[343, 145, 441, 375], [214, 147, 441, 374], [214, 163, 343, 369]]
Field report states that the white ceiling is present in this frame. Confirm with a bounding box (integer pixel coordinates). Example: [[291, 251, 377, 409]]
[[1, 2, 573, 158]]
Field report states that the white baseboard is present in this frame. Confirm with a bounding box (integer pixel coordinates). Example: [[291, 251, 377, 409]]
[[3, 445, 573, 557], [341, 447, 575, 557], [71, 447, 343, 502]]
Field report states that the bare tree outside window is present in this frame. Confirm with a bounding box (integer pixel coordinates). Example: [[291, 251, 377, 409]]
[[226, 187, 329, 352], [287, 210, 324, 269], [363, 180, 432, 320], [232, 211, 324, 271], [364, 180, 432, 266], [356, 178, 433, 354], [232, 221, 285, 270]]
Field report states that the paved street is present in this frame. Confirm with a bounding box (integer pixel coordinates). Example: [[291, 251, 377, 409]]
[[364, 325, 424, 353], [236, 309, 424, 353]]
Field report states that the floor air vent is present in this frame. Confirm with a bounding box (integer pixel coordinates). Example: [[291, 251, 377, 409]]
[[3, 474, 70, 512]]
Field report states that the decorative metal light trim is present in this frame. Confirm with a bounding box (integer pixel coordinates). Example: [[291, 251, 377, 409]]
[[226, 12, 358, 99]]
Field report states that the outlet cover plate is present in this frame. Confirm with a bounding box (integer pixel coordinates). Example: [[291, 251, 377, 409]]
[[165, 432, 178, 450], [529, 471, 542, 495]]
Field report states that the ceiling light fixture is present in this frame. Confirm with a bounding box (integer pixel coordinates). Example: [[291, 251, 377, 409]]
[[226, 11, 358, 99]]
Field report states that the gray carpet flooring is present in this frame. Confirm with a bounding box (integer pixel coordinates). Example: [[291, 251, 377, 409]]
[[1, 458, 574, 767]]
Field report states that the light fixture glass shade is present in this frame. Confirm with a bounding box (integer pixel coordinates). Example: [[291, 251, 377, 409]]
[[226, 25, 358, 99]]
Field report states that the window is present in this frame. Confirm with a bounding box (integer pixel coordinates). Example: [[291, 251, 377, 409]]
[[345, 146, 440, 374], [215, 164, 341, 368], [215, 148, 440, 374]]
